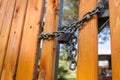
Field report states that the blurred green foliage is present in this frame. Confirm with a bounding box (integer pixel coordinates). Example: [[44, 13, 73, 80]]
[[62, 0, 79, 25]]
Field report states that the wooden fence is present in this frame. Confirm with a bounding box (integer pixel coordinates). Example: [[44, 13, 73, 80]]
[[0, 0, 120, 80]]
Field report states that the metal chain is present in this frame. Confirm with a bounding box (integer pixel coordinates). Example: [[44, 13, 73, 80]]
[[67, 2, 104, 70], [39, 4, 104, 40], [39, 2, 104, 70], [67, 34, 78, 70], [60, 32, 77, 71]]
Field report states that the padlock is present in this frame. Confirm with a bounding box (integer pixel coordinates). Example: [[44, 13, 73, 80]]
[[58, 32, 73, 44]]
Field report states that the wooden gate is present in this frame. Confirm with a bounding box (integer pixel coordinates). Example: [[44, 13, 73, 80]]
[[0, 0, 120, 80]]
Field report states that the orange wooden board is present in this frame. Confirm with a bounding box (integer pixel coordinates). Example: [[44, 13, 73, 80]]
[[16, 0, 45, 80], [38, 0, 59, 80], [0, 0, 16, 77], [0, 0, 9, 32], [0, 0, 28, 79], [77, 0, 98, 80], [109, 0, 120, 80]]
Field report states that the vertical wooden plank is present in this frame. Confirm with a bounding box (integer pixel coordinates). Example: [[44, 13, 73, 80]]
[[109, 0, 120, 80], [16, 0, 45, 80], [0, 0, 9, 32], [0, 0, 16, 77], [77, 0, 98, 80], [38, 0, 59, 80], [0, 0, 28, 79]]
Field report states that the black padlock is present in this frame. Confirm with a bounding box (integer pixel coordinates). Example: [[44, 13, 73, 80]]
[[58, 32, 73, 44]]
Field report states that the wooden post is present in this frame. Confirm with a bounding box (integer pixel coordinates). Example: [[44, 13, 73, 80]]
[[38, 0, 59, 80], [16, 0, 45, 80], [0, 0, 16, 77], [77, 0, 98, 80], [109, 0, 120, 80], [0, 0, 28, 79]]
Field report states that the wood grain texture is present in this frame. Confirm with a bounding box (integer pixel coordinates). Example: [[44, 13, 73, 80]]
[[38, 0, 59, 80], [0, 0, 28, 79], [0, 0, 16, 77], [77, 0, 98, 80], [16, 0, 45, 80], [0, 0, 9, 32], [109, 0, 120, 80]]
